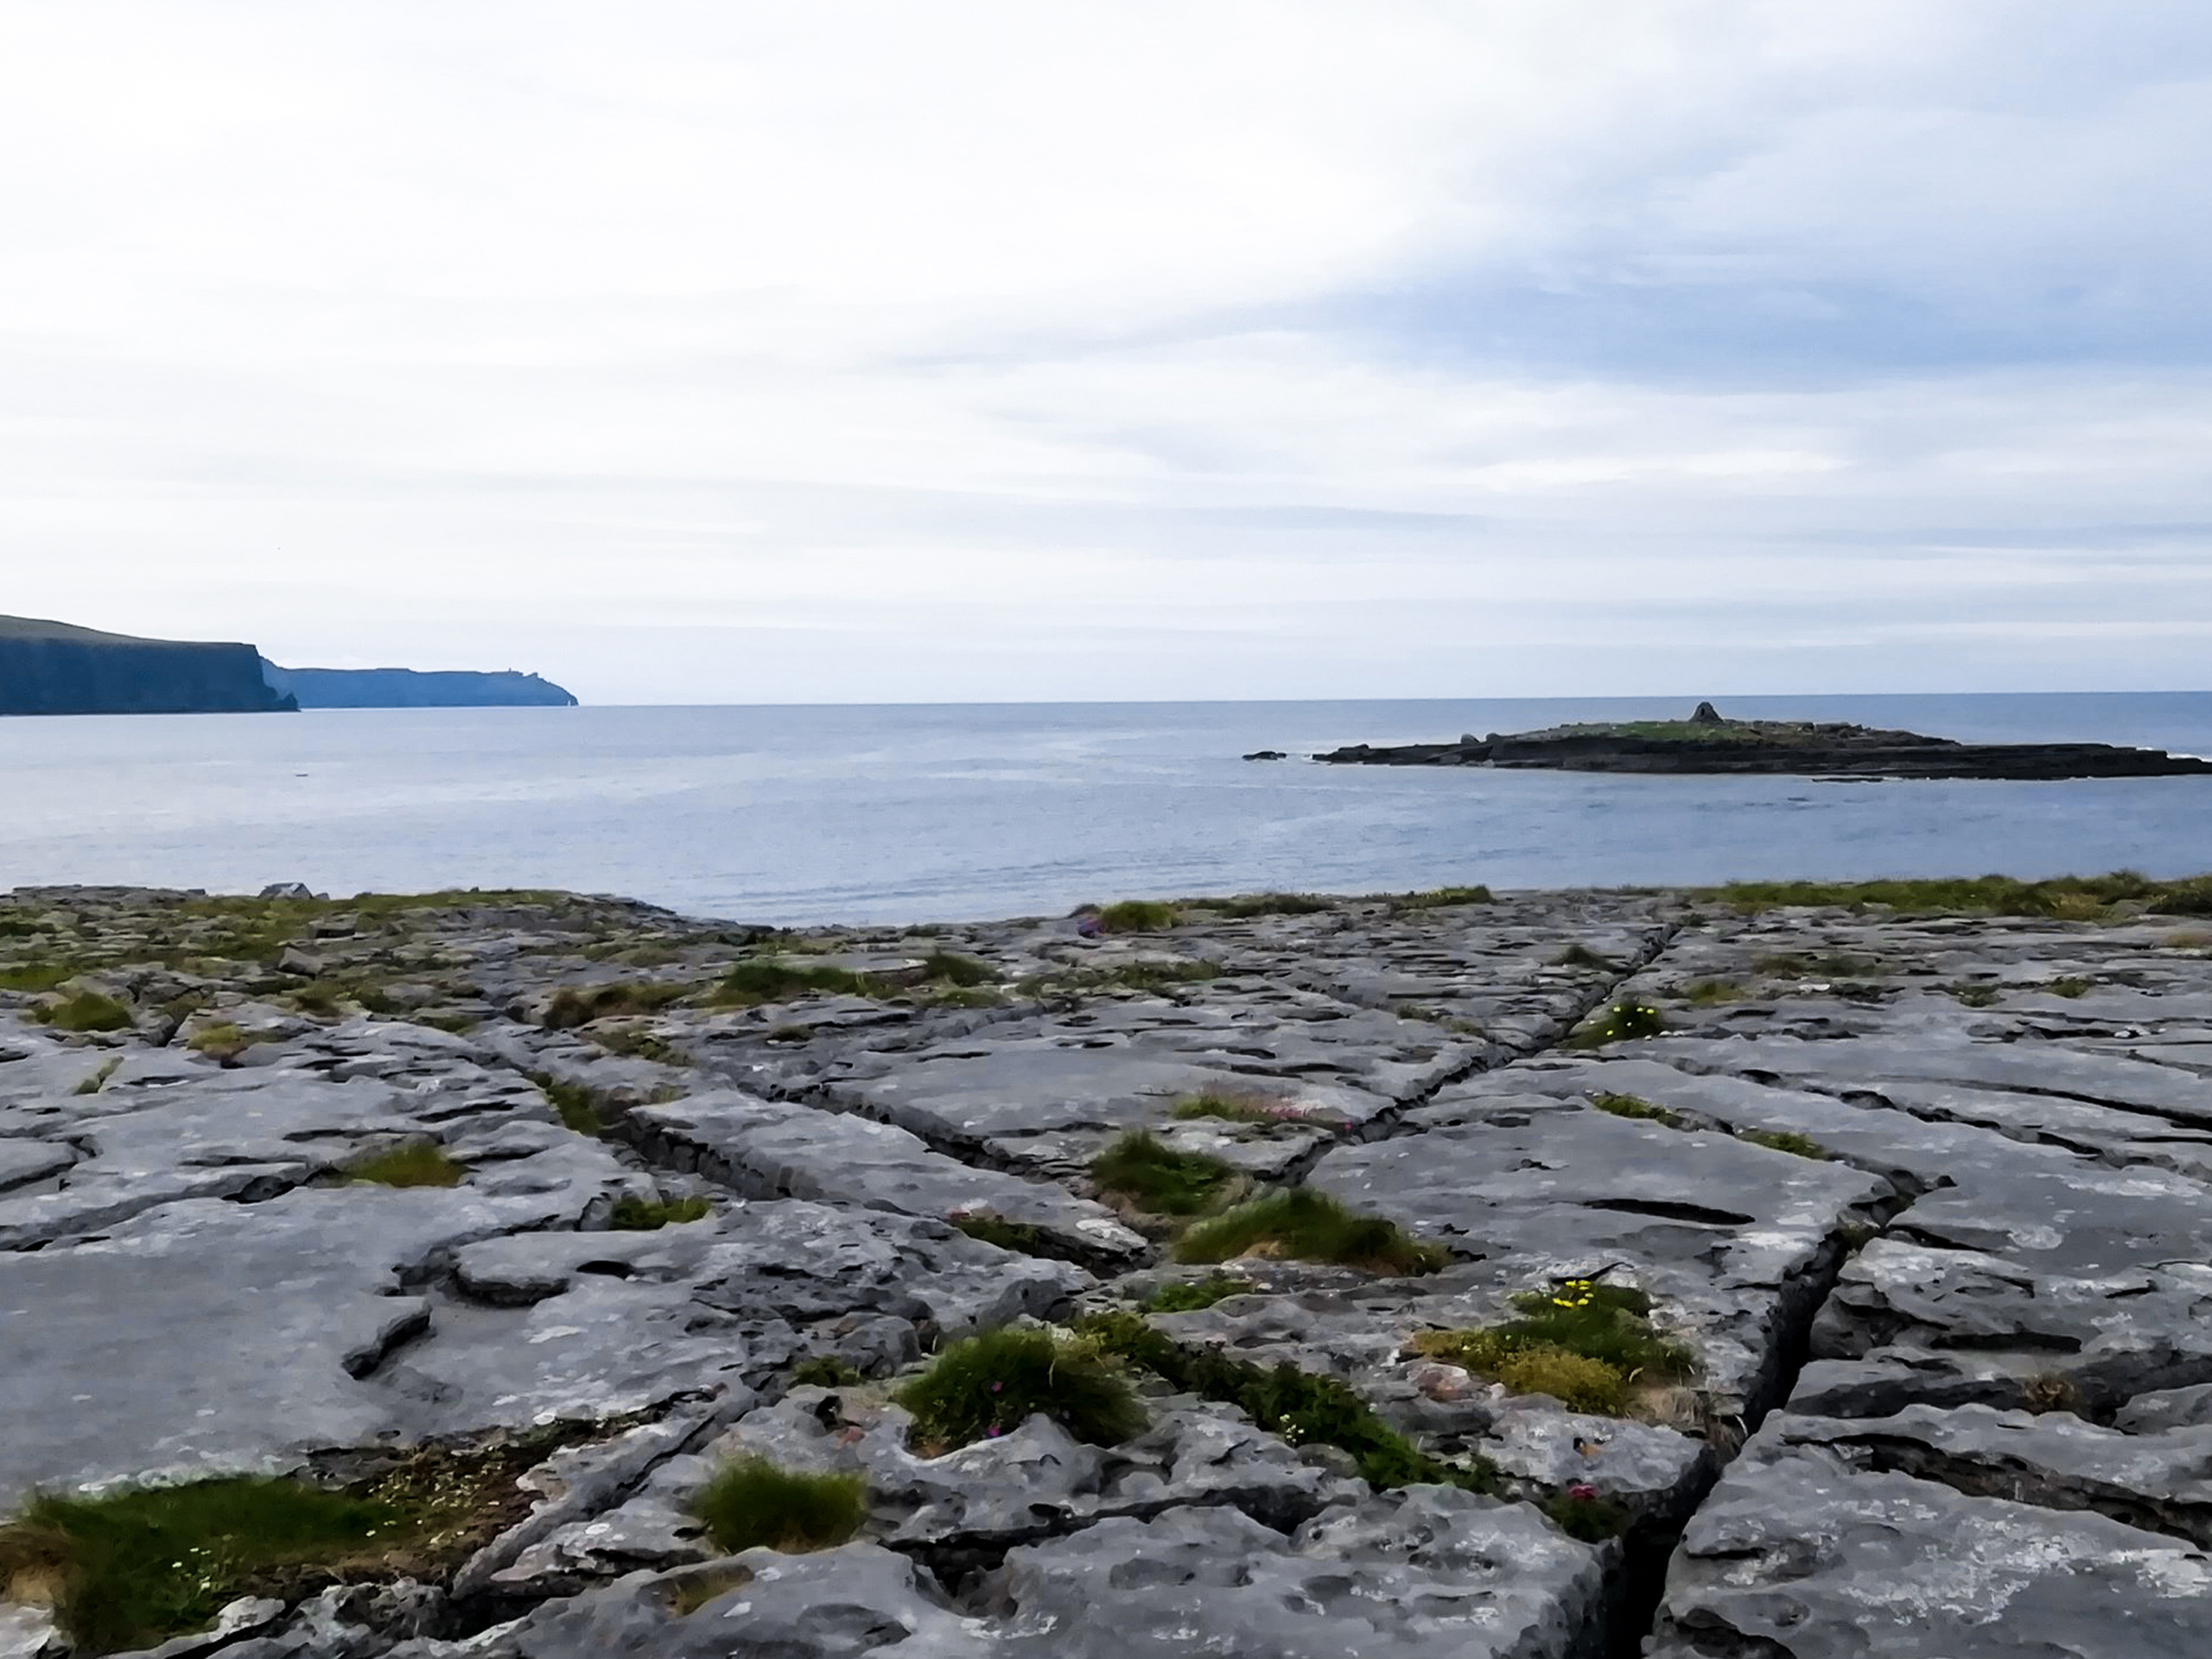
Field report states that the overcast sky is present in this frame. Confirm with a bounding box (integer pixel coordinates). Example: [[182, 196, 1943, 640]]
[[3, 2, 2209, 703]]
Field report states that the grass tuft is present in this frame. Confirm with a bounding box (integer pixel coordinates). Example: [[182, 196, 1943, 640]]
[[1542, 1490, 1630, 1541], [1740, 1128, 1828, 1160], [893, 1325, 1145, 1451], [1950, 981, 2002, 1007], [2047, 976, 2093, 999], [1173, 1188, 1446, 1274], [1142, 1274, 1257, 1313], [185, 1020, 262, 1060], [0, 1478, 400, 1655], [949, 1213, 1056, 1255], [1090, 1131, 1237, 1217], [790, 1357, 865, 1388], [1590, 1091, 1681, 1128], [538, 1076, 611, 1136], [608, 1194, 712, 1230], [1168, 1088, 1327, 1128], [73, 1058, 122, 1096], [919, 950, 995, 987], [1093, 899, 1181, 933], [39, 991, 132, 1033], [1080, 1310, 1497, 1492], [690, 1458, 868, 1555], [345, 1142, 463, 1188], [542, 982, 688, 1029], [0, 962, 75, 995], [1556, 944, 1618, 971], [711, 959, 879, 1007]]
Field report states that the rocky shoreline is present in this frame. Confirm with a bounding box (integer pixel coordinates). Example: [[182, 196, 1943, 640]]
[[1314, 702, 2212, 780], [5, 877, 2212, 1656]]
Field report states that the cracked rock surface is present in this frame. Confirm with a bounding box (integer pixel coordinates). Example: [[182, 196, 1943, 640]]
[[5, 882, 2212, 1656]]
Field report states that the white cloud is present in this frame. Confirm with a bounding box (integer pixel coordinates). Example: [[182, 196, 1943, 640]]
[[0, 1, 2207, 701]]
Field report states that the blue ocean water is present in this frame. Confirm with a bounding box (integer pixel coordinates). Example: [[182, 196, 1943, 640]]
[[2, 694, 2208, 925]]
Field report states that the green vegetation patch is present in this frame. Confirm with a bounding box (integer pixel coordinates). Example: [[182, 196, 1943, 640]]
[[949, 1213, 1057, 1255], [918, 950, 995, 986], [2047, 976, 2094, 998], [1092, 899, 1181, 933], [185, 1021, 264, 1060], [542, 981, 689, 1029], [1173, 1188, 1446, 1274], [1143, 1274, 1258, 1313], [1080, 1310, 1497, 1493], [609, 1194, 713, 1230], [1542, 1489, 1630, 1541], [0, 962, 75, 995], [690, 1458, 868, 1555], [1566, 999, 1666, 1048], [711, 958, 880, 1007], [1168, 1088, 1325, 1128], [345, 1142, 463, 1188], [1711, 871, 2212, 919], [538, 1075, 613, 1136], [1183, 892, 1333, 918], [1950, 981, 2002, 1008], [1590, 1092, 1682, 1128], [1740, 1128, 1829, 1160], [1410, 1280, 1694, 1419], [1384, 884, 1494, 912], [893, 1325, 1146, 1452], [1090, 1131, 1237, 1217], [38, 991, 132, 1033], [0, 1477, 402, 1655], [73, 1058, 123, 1096]]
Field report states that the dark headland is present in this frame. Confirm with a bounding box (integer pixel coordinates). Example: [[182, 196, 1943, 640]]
[[1316, 700, 2212, 780], [0, 613, 575, 714]]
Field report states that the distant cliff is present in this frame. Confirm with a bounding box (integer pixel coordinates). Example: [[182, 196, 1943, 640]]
[[260, 664, 579, 709], [0, 615, 296, 715]]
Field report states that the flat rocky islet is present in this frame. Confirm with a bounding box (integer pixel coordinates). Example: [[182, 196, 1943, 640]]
[[4, 877, 2212, 1654], [1315, 700, 2212, 779]]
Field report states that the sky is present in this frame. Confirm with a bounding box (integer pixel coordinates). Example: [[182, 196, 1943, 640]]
[[3, 1, 2209, 704]]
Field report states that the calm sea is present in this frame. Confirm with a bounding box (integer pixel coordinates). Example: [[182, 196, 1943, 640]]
[[3, 694, 2209, 925]]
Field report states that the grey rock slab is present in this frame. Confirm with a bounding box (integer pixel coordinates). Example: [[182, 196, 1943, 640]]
[[1311, 1106, 1891, 1413], [1762, 1404, 2212, 1548], [2121, 1384, 2212, 1433], [979, 1491, 1605, 1659], [628, 1090, 1145, 1265], [0, 1137, 72, 1192], [1648, 1437, 2212, 1657], [0, 1183, 602, 1502]]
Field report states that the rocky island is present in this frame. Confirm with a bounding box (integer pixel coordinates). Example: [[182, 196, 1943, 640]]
[[1318, 701, 2212, 780], [5, 870, 2212, 1656]]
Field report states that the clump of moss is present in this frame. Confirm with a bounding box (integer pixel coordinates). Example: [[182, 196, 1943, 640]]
[[542, 982, 688, 1029], [1950, 981, 2002, 1007], [0, 1477, 403, 1655], [690, 1458, 868, 1555], [39, 991, 132, 1033], [893, 1325, 1146, 1451], [1682, 979, 1745, 1007], [1184, 893, 1332, 918], [1173, 1188, 1446, 1274], [345, 1142, 463, 1189], [1410, 1280, 1694, 1418], [1556, 944, 1618, 971], [1740, 1128, 1828, 1160], [1567, 1000, 1666, 1048], [949, 1213, 1055, 1255], [1090, 1131, 1237, 1217], [1590, 1092, 1681, 1128], [790, 1357, 865, 1388], [1080, 1310, 1497, 1493], [538, 1076, 611, 1136], [608, 1194, 712, 1230], [1092, 899, 1180, 934], [1386, 885, 1494, 912], [2046, 976, 2093, 999], [1143, 1274, 1258, 1313], [712, 959, 879, 1007]]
